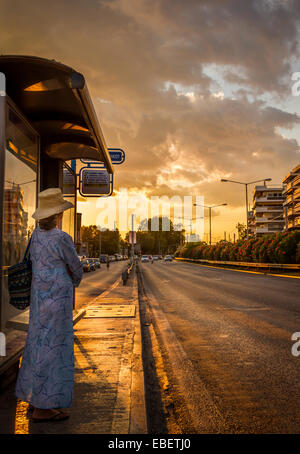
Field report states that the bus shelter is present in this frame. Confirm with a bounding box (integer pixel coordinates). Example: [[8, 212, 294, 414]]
[[0, 55, 113, 333]]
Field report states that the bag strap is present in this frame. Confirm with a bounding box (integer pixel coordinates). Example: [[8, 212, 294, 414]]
[[23, 236, 32, 261]]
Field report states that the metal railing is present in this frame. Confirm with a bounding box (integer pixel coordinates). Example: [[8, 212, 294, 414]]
[[122, 262, 134, 285]]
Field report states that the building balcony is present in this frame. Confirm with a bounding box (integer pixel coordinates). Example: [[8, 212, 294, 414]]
[[255, 217, 284, 223], [288, 219, 300, 229], [282, 183, 293, 194], [285, 194, 293, 205], [282, 177, 300, 194], [294, 187, 300, 200], [255, 226, 284, 234], [254, 206, 283, 213], [283, 167, 300, 184], [253, 197, 284, 205], [293, 174, 300, 186], [287, 206, 300, 217]]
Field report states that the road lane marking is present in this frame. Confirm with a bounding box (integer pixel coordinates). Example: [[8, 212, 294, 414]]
[[229, 307, 270, 312], [269, 273, 300, 279]]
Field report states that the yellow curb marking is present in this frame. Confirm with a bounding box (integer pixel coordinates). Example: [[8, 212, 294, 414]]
[[175, 260, 300, 279]]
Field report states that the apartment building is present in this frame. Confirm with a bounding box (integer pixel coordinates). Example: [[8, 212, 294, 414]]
[[282, 164, 300, 230], [248, 210, 255, 237], [251, 185, 285, 236]]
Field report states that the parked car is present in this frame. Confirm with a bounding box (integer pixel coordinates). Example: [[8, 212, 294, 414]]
[[87, 258, 96, 271], [100, 255, 107, 263], [81, 259, 91, 272], [92, 258, 101, 268], [141, 255, 150, 263], [153, 255, 159, 261], [164, 255, 173, 262], [116, 254, 123, 261], [109, 255, 116, 262]]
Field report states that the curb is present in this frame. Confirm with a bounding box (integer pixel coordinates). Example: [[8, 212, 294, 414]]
[[129, 267, 148, 434]]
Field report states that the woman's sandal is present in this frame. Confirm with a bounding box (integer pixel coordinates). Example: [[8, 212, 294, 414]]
[[32, 409, 70, 423]]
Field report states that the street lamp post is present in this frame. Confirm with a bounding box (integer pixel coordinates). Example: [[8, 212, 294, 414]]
[[97, 225, 102, 268], [130, 214, 135, 264], [193, 203, 227, 245], [220, 178, 272, 240], [174, 216, 204, 243]]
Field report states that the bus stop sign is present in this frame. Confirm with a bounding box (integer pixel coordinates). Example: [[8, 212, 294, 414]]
[[79, 168, 113, 196], [108, 148, 125, 164], [80, 148, 125, 166]]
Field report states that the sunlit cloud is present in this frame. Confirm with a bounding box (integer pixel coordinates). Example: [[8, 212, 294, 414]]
[[1, 0, 300, 237]]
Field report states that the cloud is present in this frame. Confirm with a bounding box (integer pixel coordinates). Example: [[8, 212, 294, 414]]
[[0, 0, 300, 217]]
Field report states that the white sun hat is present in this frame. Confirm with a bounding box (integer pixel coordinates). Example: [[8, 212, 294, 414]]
[[32, 188, 74, 220]]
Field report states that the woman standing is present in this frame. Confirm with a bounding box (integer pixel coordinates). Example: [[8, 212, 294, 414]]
[[15, 188, 83, 422]]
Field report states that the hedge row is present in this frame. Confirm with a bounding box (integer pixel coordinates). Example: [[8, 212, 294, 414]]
[[175, 231, 300, 264]]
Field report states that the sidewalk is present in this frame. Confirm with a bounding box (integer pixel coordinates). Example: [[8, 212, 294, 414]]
[[0, 266, 147, 434]]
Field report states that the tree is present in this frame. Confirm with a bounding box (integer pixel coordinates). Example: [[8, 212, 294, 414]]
[[81, 225, 122, 256], [132, 216, 185, 255], [236, 222, 247, 241]]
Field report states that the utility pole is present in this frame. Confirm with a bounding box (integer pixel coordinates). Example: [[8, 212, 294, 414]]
[[245, 184, 249, 239], [131, 214, 135, 263], [194, 203, 227, 245], [209, 207, 212, 245], [115, 220, 120, 254], [97, 226, 102, 268]]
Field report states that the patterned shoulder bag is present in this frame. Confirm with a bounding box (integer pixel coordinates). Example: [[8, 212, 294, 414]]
[[7, 237, 32, 310]]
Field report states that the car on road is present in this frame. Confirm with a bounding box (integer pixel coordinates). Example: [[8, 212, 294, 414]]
[[87, 258, 96, 271], [141, 255, 150, 263], [153, 255, 159, 261], [81, 259, 91, 272], [92, 258, 101, 268], [164, 255, 173, 262]]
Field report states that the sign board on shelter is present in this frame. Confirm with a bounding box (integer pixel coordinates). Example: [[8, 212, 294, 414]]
[[81, 169, 110, 195]]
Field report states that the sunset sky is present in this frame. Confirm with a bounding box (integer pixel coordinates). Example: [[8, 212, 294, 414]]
[[1, 0, 300, 241]]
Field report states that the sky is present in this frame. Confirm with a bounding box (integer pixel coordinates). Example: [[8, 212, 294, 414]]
[[1, 0, 300, 241]]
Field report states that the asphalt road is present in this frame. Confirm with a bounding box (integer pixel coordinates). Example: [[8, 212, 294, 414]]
[[75, 260, 128, 309], [140, 260, 300, 433]]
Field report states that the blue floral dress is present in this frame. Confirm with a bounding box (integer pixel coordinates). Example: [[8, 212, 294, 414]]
[[15, 227, 83, 409]]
